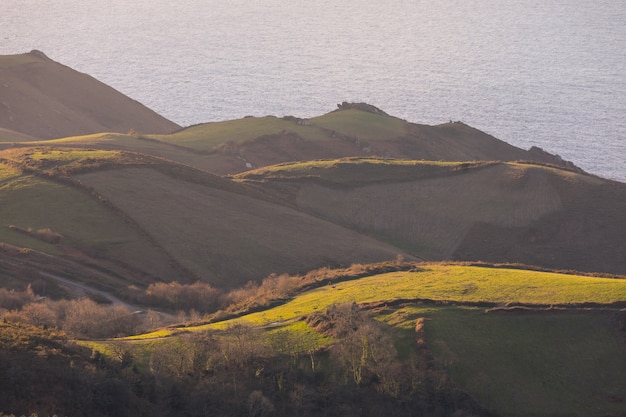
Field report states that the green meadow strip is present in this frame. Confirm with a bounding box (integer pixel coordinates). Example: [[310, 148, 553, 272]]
[[183, 265, 626, 332]]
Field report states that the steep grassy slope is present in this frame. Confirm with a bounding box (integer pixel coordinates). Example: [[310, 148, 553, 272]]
[[2, 149, 623, 290], [418, 308, 625, 417], [0, 153, 180, 285], [0, 51, 180, 139], [0, 148, 410, 289], [237, 158, 626, 275], [76, 166, 408, 287]]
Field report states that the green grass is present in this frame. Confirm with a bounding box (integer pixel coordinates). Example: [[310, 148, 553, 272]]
[[110, 264, 626, 416], [24, 148, 120, 162], [40, 132, 129, 143], [311, 109, 407, 140], [169, 265, 626, 334], [120, 328, 179, 341], [420, 307, 626, 417], [1, 147, 132, 177], [27, 133, 140, 150], [0, 175, 143, 256], [30, 110, 408, 158], [373, 303, 626, 416], [148, 116, 332, 150], [236, 158, 494, 186], [264, 320, 333, 353], [0, 163, 20, 181]]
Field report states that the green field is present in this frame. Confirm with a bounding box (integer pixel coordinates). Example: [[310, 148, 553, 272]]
[[114, 264, 626, 416], [419, 308, 625, 416], [0, 176, 129, 249], [231, 265, 625, 416], [149, 116, 332, 149], [220, 265, 626, 326], [128, 264, 626, 335], [311, 108, 407, 140]]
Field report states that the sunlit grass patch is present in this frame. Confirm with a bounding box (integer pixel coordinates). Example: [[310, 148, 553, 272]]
[[0, 163, 20, 181], [25, 148, 120, 162], [120, 328, 178, 341], [78, 340, 120, 358], [311, 108, 407, 140], [264, 320, 332, 353], [181, 265, 626, 334], [149, 116, 332, 150], [42, 132, 131, 144], [236, 158, 494, 186]]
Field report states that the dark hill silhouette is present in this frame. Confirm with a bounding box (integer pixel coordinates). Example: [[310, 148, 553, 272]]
[[0, 51, 180, 139]]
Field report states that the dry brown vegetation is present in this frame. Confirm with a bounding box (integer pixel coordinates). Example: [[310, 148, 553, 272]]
[[1, 290, 147, 338]]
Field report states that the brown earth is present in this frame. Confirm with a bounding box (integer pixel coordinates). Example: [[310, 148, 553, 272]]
[[0, 50, 180, 139]]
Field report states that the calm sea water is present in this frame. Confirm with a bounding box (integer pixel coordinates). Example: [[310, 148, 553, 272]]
[[1, 0, 625, 181]]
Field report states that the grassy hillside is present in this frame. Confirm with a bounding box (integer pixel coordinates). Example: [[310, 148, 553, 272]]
[[115, 264, 626, 417], [0, 147, 413, 289], [0, 51, 180, 139], [237, 158, 626, 275], [1, 54, 624, 417], [0, 128, 39, 143], [195, 265, 626, 329], [2, 103, 579, 176], [0, 156, 180, 285], [1, 149, 624, 291], [4, 262, 624, 417], [419, 308, 625, 417]]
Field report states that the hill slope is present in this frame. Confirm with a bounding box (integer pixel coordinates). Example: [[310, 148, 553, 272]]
[[7, 105, 578, 176], [236, 158, 626, 275], [0, 51, 180, 139], [2, 149, 623, 294], [0, 148, 412, 289]]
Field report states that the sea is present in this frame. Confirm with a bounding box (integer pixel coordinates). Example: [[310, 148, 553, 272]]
[[1, 0, 625, 182]]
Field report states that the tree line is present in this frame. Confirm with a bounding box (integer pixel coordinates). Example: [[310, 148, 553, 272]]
[[1, 303, 495, 417]]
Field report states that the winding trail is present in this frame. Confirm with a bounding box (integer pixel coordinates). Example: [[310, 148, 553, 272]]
[[39, 271, 141, 311]]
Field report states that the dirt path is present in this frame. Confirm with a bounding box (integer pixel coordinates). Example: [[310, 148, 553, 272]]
[[38, 271, 141, 312]]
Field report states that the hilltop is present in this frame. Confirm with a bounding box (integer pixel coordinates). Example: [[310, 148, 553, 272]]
[[0, 50, 180, 139], [12, 104, 578, 176]]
